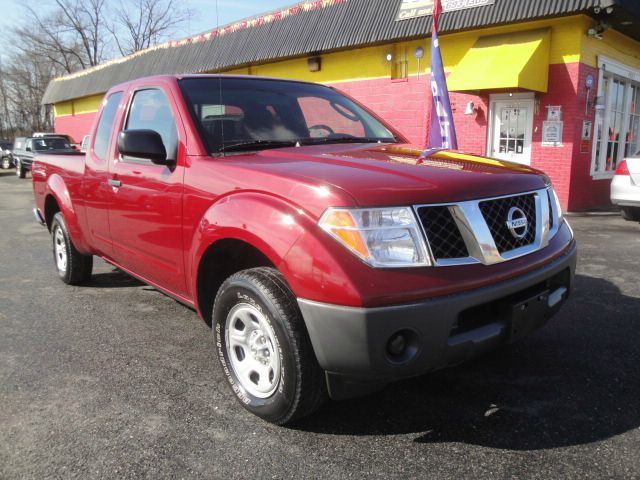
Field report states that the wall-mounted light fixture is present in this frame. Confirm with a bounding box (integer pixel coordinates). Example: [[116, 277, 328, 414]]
[[464, 101, 477, 115], [307, 56, 321, 72], [386, 53, 393, 62]]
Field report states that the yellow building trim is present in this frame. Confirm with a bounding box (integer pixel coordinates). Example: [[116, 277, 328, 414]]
[[53, 101, 74, 117], [579, 16, 640, 70], [223, 15, 587, 85], [53, 94, 104, 118]]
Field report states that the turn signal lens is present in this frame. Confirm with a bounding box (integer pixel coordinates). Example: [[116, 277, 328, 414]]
[[319, 207, 431, 268], [321, 210, 369, 258], [615, 160, 630, 176]]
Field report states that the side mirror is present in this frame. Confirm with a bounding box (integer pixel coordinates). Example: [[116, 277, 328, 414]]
[[117, 129, 168, 165], [26, 147, 32, 152]]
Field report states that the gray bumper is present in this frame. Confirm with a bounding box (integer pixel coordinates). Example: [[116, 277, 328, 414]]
[[298, 242, 577, 399]]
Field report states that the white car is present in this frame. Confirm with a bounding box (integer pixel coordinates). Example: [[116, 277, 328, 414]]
[[611, 152, 640, 221]]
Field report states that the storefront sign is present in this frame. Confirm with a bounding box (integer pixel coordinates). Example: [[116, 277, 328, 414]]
[[395, 0, 495, 21], [542, 121, 563, 147]]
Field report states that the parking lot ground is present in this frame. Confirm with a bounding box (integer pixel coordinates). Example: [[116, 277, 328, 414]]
[[1, 171, 639, 479]]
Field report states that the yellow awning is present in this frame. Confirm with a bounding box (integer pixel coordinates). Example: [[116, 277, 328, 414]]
[[447, 28, 551, 93]]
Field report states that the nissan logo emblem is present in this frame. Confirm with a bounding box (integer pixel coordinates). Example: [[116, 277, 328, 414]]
[[506, 207, 529, 239]]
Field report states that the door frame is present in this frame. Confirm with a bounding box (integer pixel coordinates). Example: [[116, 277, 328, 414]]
[[487, 92, 535, 165]]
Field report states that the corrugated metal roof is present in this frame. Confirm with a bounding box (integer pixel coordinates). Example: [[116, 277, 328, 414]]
[[42, 0, 633, 104]]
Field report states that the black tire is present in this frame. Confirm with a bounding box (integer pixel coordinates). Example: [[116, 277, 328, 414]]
[[213, 267, 326, 424], [16, 160, 25, 178], [621, 207, 640, 222], [1, 156, 10, 169], [51, 212, 93, 285]]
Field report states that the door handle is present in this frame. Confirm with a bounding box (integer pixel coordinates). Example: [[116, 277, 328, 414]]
[[108, 178, 122, 188]]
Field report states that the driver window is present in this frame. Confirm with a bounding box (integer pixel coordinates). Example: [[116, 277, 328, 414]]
[[125, 89, 179, 163], [298, 97, 365, 138]]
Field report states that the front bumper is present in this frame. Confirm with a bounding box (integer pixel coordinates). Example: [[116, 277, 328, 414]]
[[298, 241, 577, 400]]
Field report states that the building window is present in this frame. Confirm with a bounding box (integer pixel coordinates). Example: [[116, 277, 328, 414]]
[[592, 57, 640, 177]]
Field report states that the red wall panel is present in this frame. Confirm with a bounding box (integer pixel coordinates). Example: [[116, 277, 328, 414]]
[[54, 112, 97, 144]]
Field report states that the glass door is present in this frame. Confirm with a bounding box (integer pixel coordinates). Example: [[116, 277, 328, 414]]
[[489, 98, 534, 165]]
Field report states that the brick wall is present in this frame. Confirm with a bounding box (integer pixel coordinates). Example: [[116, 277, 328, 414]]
[[331, 76, 429, 146], [54, 112, 97, 144]]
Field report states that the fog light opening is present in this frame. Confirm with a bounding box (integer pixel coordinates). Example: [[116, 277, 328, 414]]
[[385, 329, 419, 364], [387, 333, 407, 357]]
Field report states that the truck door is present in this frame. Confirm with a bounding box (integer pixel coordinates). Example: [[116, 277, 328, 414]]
[[107, 86, 187, 297], [83, 91, 124, 256]]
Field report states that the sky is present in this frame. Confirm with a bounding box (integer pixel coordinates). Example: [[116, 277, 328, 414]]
[[0, 0, 296, 61]]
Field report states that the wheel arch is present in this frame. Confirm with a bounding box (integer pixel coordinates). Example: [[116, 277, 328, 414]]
[[190, 192, 313, 324], [195, 238, 277, 326], [44, 174, 91, 253]]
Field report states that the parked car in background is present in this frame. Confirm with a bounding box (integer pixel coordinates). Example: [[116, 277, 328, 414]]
[[611, 150, 640, 221], [1, 140, 14, 169], [14, 136, 77, 178]]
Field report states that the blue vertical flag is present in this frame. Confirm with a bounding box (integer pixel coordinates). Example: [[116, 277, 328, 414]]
[[428, 0, 458, 150]]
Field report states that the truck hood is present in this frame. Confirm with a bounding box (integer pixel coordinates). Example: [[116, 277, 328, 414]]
[[251, 143, 547, 207]]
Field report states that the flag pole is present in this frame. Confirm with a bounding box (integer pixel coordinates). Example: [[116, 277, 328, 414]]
[[425, 0, 458, 154]]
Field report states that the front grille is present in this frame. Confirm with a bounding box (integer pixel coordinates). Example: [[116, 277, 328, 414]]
[[479, 194, 537, 254], [417, 206, 469, 259]]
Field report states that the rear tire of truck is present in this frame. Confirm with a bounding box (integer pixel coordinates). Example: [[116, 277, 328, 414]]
[[621, 207, 640, 222], [51, 212, 93, 285], [213, 267, 326, 424]]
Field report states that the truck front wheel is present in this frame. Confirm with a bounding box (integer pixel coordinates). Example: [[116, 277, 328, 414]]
[[213, 267, 326, 424], [51, 212, 93, 285]]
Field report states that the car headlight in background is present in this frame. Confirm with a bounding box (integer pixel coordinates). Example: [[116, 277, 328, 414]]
[[318, 207, 431, 268]]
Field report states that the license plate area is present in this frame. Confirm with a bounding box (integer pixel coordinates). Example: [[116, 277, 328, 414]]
[[507, 289, 551, 343]]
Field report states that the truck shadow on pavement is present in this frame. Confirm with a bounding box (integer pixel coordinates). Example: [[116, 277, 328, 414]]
[[294, 274, 640, 450]]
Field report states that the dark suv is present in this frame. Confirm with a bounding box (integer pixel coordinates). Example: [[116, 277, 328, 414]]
[[13, 136, 75, 178], [1, 140, 13, 169]]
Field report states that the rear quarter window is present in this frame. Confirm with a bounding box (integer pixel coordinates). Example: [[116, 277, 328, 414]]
[[93, 92, 123, 161]]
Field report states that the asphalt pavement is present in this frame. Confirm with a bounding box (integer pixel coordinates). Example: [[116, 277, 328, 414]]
[[1, 170, 639, 479]]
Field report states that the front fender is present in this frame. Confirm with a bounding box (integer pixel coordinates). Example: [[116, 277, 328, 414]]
[[188, 192, 314, 306], [45, 174, 91, 254]]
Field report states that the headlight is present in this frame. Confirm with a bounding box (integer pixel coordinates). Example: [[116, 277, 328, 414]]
[[550, 186, 563, 223], [318, 207, 431, 268]]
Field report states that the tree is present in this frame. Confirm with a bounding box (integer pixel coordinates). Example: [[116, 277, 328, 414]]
[[14, 0, 108, 74], [109, 0, 193, 56], [3, 0, 192, 137]]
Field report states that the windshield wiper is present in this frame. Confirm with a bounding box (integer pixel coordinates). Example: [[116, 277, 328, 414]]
[[302, 136, 396, 145], [220, 139, 299, 153]]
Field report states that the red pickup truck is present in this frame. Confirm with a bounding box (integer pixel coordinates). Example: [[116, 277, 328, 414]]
[[32, 75, 576, 424]]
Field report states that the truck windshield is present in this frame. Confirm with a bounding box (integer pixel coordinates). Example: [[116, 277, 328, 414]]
[[33, 138, 72, 151], [179, 77, 398, 155]]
